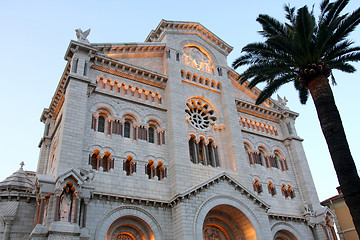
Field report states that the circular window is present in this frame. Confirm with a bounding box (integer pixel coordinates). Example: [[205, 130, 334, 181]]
[[185, 99, 217, 130]]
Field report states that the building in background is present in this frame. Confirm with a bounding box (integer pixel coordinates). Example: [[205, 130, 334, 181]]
[[0, 20, 336, 240], [322, 187, 359, 240]]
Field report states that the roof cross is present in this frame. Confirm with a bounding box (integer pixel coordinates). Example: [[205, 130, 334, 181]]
[[20, 161, 25, 170]]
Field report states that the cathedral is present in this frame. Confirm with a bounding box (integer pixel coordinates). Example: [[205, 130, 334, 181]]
[[0, 20, 337, 240]]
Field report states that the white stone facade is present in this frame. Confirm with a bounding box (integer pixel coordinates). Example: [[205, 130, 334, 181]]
[[0, 20, 336, 240]]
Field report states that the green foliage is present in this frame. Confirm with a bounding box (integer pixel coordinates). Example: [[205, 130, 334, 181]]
[[232, 0, 360, 105]]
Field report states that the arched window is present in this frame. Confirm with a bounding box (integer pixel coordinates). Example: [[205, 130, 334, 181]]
[[268, 181, 276, 196], [275, 151, 289, 171], [89, 149, 101, 170], [188, 136, 219, 167], [98, 116, 105, 133], [253, 178, 263, 194], [254, 150, 263, 166], [102, 151, 114, 172], [244, 143, 254, 165], [288, 184, 295, 199], [188, 135, 197, 164], [123, 156, 136, 176], [281, 183, 289, 198], [198, 138, 206, 165], [148, 127, 155, 143], [124, 122, 131, 138], [145, 160, 155, 179], [270, 155, 279, 168], [156, 161, 167, 180]]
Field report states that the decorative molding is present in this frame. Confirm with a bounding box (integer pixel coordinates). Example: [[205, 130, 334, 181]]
[[92, 56, 167, 89], [92, 43, 166, 57], [181, 69, 221, 92], [268, 213, 306, 222], [48, 63, 70, 118], [240, 116, 279, 136], [169, 172, 270, 210], [96, 76, 163, 105]]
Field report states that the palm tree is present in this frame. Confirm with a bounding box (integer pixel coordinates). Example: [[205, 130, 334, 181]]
[[232, 0, 360, 235]]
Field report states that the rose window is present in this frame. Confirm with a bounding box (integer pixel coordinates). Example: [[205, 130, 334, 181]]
[[185, 99, 217, 130]]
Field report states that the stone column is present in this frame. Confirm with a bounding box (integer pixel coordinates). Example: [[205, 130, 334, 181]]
[[38, 197, 46, 225], [82, 199, 89, 228], [3, 220, 12, 240], [54, 195, 60, 221], [203, 140, 209, 166], [73, 197, 79, 224]]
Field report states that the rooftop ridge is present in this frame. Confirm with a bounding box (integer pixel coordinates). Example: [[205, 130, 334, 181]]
[[145, 20, 233, 55]]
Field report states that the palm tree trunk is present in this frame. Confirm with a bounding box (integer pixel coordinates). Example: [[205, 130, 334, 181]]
[[308, 75, 360, 236]]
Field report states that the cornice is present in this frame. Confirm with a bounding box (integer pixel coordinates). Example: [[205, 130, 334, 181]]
[[268, 213, 307, 222], [145, 20, 233, 56], [91, 43, 166, 57], [90, 172, 270, 211], [92, 55, 167, 89], [64, 40, 98, 61], [169, 172, 269, 209], [48, 62, 70, 118], [236, 98, 299, 122]]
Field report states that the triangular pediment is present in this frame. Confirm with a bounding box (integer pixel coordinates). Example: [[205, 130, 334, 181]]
[[56, 168, 84, 186], [169, 172, 270, 210], [145, 20, 233, 56]]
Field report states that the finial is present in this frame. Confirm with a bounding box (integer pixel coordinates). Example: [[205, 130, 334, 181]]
[[20, 161, 25, 170], [75, 28, 91, 43]]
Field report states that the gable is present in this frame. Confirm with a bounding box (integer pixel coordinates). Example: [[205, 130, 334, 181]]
[[169, 172, 270, 211], [146, 20, 233, 57]]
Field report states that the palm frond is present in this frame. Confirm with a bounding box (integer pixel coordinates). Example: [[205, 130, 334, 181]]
[[328, 8, 360, 47], [255, 74, 295, 104], [284, 4, 296, 24], [257, 14, 287, 37], [322, 0, 349, 27], [328, 61, 356, 73], [295, 6, 316, 62]]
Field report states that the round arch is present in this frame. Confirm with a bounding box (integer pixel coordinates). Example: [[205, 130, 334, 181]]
[[94, 206, 163, 240], [271, 222, 303, 240], [193, 195, 263, 240]]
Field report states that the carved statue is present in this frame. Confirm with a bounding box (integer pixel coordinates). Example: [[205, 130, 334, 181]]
[[277, 94, 288, 106], [303, 202, 313, 215], [75, 28, 91, 43], [59, 185, 73, 222]]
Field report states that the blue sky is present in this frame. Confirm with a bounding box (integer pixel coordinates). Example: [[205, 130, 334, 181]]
[[0, 0, 359, 202]]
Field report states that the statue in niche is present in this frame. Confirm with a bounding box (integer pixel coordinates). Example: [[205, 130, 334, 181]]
[[75, 28, 91, 43], [59, 184, 74, 222]]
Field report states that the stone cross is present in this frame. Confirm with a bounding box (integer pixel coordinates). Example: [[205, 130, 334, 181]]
[[20, 161, 25, 170]]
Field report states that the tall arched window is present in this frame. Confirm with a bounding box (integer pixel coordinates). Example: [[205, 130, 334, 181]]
[[148, 127, 155, 143], [123, 156, 136, 176], [188, 135, 198, 164], [124, 122, 131, 138], [198, 138, 206, 165], [102, 151, 114, 172], [145, 160, 155, 179], [244, 143, 254, 165], [188, 136, 219, 167], [89, 149, 101, 170], [98, 116, 105, 133]]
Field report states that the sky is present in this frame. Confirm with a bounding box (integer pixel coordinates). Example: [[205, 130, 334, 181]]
[[0, 0, 359, 203]]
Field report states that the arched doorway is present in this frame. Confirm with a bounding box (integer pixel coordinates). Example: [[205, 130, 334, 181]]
[[203, 205, 256, 240], [106, 215, 154, 240], [274, 230, 297, 240]]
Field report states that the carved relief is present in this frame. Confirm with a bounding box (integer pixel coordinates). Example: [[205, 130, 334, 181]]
[[182, 46, 214, 74]]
